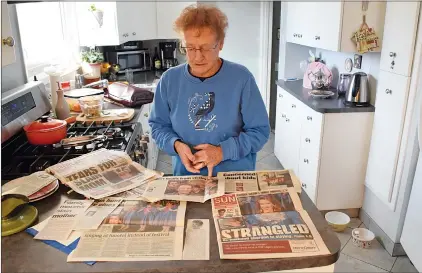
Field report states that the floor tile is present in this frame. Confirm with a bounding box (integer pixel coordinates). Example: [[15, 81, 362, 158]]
[[334, 253, 387, 272], [359, 209, 371, 229], [261, 132, 275, 154], [348, 218, 362, 229], [257, 149, 272, 161], [258, 153, 283, 170], [158, 151, 172, 165], [342, 234, 397, 271], [391, 256, 418, 273], [156, 160, 172, 174], [335, 228, 352, 250]]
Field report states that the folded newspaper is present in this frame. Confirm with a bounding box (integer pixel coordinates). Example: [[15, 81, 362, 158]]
[[46, 148, 162, 199], [1, 171, 57, 197], [68, 199, 187, 262], [218, 169, 302, 193], [141, 176, 225, 203], [211, 188, 329, 259]]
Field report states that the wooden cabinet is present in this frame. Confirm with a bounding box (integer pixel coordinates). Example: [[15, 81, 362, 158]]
[[379, 2, 420, 77], [285, 2, 386, 53], [275, 86, 374, 210], [156, 2, 195, 39], [1, 2, 16, 67]]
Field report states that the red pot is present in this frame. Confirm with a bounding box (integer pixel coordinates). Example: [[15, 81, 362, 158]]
[[23, 116, 75, 145]]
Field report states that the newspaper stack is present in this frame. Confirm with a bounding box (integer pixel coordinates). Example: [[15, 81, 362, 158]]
[[218, 169, 302, 193], [46, 148, 162, 199], [211, 188, 329, 259]]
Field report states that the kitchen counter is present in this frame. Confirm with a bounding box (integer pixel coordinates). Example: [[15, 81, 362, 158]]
[[1, 187, 341, 273], [276, 79, 375, 113]]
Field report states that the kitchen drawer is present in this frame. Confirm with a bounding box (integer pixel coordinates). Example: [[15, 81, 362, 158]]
[[302, 183, 317, 205], [298, 152, 319, 191], [301, 105, 324, 132]]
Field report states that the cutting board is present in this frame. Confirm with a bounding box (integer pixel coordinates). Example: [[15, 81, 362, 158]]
[[76, 108, 135, 124]]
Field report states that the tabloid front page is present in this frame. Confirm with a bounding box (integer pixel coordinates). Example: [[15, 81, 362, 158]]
[[218, 170, 302, 193], [34, 200, 94, 241], [141, 176, 225, 203], [211, 188, 329, 259], [67, 199, 187, 262], [46, 148, 162, 199]]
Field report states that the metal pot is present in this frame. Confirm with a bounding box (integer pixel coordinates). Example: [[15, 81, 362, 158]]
[[23, 116, 75, 145]]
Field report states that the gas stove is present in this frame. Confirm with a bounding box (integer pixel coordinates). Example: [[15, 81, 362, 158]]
[[1, 81, 149, 182]]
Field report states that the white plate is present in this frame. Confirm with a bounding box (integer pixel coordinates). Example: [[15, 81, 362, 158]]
[[308, 90, 335, 99]]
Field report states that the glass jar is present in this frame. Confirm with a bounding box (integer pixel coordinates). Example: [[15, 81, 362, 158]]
[[337, 73, 351, 96]]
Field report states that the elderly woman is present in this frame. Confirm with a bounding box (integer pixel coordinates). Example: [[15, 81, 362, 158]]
[[148, 4, 270, 177]]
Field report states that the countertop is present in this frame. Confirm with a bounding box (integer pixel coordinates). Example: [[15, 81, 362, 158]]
[[1, 187, 341, 273], [276, 79, 375, 114]]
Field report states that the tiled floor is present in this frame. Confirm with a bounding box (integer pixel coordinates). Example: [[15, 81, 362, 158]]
[[155, 133, 417, 272]]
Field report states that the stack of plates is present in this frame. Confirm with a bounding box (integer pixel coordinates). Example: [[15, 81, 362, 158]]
[[308, 90, 335, 99], [28, 180, 60, 202]]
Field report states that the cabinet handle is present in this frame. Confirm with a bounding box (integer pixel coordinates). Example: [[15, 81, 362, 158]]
[[391, 60, 395, 69], [281, 114, 286, 118], [305, 138, 311, 143], [278, 94, 283, 98], [298, 34, 302, 38], [285, 118, 290, 122], [303, 159, 309, 163], [144, 113, 149, 117], [385, 89, 392, 94], [307, 116, 312, 121], [132, 32, 136, 35], [315, 35, 320, 40], [2, 37, 15, 47], [302, 183, 307, 189], [389, 52, 397, 58], [291, 104, 296, 108], [293, 33, 297, 37]]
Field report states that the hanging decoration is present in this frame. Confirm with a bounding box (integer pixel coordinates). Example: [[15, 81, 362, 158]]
[[351, 1, 379, 54]]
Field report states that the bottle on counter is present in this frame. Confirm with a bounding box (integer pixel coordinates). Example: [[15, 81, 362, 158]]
[[55, 82, 70, 120], [153, 47, 161, 70]]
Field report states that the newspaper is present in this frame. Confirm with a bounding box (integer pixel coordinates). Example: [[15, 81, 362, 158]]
[[141, 176, 225, 203], [1, 171, 57, 196], [68, 199, 187, 261], [74, 198, 123, 230], [182, 219, 210, 260], [211, 188, 329, 259], [46, 148, 162, 199], [34, 200, 94, 241], [218, 169, 302, 193]]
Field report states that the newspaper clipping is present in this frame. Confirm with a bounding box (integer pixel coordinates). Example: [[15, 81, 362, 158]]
[[141, 176, 225, 203], [182, 219, 210, 260], [46, 149, 162, 199], [218, 170, 302, 193], [68, 199, 187, 261], [74, 198, 123, 230], [34, 199, 94, 241], [211, 189, 329, 259]]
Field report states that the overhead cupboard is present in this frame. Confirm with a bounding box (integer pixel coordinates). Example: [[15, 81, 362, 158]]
[[76, 2, 195, 46], [285, 2, 386, 52]]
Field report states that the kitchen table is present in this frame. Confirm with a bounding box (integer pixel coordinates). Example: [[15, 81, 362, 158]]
[[1, 186, 340, 273]]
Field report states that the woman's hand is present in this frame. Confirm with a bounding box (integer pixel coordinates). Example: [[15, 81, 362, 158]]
[[192, 144, 223, 177], [174, 141, 200, 173]]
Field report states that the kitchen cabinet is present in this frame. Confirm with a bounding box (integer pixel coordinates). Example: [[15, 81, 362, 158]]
[[275, 87, 374, 210], [285, 2, 386, 53], [116, 2, 157, 42], [1, 2, 16, 67], [379, 2, 420, 77], [156, 2, 196, 39]]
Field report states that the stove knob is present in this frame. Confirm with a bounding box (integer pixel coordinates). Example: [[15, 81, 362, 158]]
[[141, 135, 150, 142], [139, 140, 148, 150], [135, 150, 146, 160]]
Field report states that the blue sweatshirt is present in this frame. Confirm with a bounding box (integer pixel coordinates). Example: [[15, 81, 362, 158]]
[[148, 59, 270, 176]]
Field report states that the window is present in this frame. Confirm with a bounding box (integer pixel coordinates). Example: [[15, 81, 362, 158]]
[[16, 2, 80, 82]]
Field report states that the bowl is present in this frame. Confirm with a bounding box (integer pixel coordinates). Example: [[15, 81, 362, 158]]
[[79, 95, 104, 118], [325, 211, 350, 232], [352, 228, 375, 248]]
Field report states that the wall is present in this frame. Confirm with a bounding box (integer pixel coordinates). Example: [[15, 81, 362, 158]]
[[315, 49, 381, 105], [269, 1, 281, 130], [1, 4, 27, 92]]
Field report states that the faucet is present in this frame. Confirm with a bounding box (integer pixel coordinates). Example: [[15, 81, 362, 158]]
[[82, 79, 109, 89]]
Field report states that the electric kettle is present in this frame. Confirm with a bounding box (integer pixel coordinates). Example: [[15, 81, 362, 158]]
[[344, 72, 370, 106]]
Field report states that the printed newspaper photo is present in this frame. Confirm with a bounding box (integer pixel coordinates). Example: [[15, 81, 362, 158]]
[[46, 148, 162, 199], [67, 199, 187, 261], [211, 189, 329, 259], [218, 170, 302, 193], [141, 176, 225, 203]]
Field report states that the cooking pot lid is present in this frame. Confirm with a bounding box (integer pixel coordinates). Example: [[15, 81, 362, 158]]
[[64, 88, 104, 99], [24, 116, 66, 132]]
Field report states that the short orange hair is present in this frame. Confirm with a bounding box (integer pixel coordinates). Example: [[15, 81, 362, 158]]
[[174, 4, 228, 41]]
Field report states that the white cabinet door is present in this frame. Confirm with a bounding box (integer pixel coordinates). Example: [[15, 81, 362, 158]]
[[285, 2, 316, 47], [380, 2, 420, 77], [1, 2, 16, 67], [274, 88, 290, 165], [156, 2, 195, 39], [76, 2, 121, 46], [283, 97, 303, 175], [365, 71, 411, 204], [116, 2, 157, 42], [312, 2, 342, 52]]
